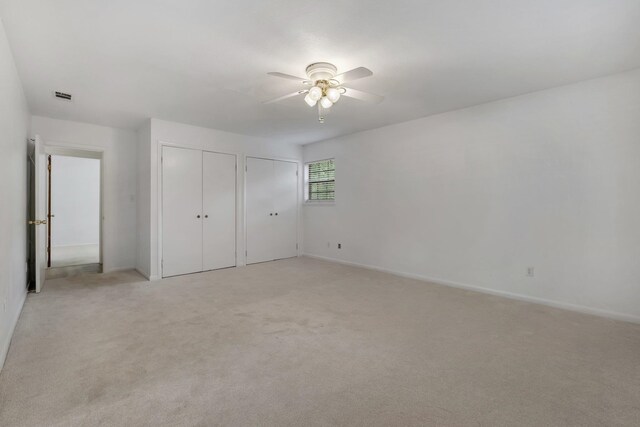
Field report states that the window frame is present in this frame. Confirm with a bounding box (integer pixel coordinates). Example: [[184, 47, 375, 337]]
[[304, 158, 335, 204]]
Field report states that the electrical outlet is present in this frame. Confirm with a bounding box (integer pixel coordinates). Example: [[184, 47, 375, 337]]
[[526, 267, 534, 277], [338, 243, 342, 249]]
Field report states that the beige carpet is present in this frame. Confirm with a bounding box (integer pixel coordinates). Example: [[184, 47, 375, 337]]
[[1, 257, 639, 426]]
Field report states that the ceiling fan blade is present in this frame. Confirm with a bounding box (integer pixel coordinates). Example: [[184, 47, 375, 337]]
[[267, 72, 308, 82], [263, 90, 308, 104], [333, 67, 373, 84], [342, 87, 384, 104]]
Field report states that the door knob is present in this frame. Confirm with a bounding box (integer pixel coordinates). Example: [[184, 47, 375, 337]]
[[270, 213, 273, 216], [275, 213, 278, 216], [197, 215, 201, 218], [204, 215, 208, 218]]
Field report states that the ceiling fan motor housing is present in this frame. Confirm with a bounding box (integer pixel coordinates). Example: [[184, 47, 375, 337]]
[[305, 62, 337, 82]]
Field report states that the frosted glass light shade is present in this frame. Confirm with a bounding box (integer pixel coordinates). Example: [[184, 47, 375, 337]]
[[320, 96, 333, 108], [304, 93, 317, 107], [308, 86, 323, 101], [326, 87, 340, 103]]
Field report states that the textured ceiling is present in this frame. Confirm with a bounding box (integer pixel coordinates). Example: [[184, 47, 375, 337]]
[[1, 0, 639, 144]]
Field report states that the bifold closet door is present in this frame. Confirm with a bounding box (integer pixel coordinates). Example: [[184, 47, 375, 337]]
[[162, 146, 203, 277], [246, 157, 298, 264], [272, 160, 298, 260], [202, 151, 236, 271], [245, 157, 274, 264]]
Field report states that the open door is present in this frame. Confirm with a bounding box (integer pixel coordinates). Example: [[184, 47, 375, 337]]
[[30, 135, 47, 293]]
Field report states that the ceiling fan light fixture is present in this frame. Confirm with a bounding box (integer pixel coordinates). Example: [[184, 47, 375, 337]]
[[326, 87, 340, 103], [308, 86, 323, 101], [320, 96, 333, 109], [304, 93, 317, 107], [266, 62, 382, 123]]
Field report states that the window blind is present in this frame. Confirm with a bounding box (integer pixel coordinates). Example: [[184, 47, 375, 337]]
[[308, 159, 335, 201]]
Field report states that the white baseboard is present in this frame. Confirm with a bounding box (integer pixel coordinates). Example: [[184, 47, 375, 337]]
[[0, 288, 27, 372], [303, 253, 640, 324]]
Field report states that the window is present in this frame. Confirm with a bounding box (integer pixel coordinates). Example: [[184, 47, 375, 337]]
[[305, 159, 335, 202]]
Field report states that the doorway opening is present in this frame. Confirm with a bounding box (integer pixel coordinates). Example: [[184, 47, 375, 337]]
[[46, 152, 102, 278]]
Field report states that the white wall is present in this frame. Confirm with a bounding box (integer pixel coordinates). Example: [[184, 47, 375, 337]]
[[303, 69, 640, 322], [30, 116, 137, 273], [50, 155, 100, 247], [0, 18, 30, 369], [142, 118, 303, 279]]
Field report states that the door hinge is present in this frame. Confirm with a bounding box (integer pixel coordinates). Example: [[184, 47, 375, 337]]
[[245, 165, 247, 172], [296, 243, 298, 250], [245, 250, 247, 256], [296, 170, 298, 176]]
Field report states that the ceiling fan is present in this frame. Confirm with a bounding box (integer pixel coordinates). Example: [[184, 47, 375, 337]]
[[264, 62, 384, 123]]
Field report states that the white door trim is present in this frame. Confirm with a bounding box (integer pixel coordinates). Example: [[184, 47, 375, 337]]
[[42, 142, 105, 271]]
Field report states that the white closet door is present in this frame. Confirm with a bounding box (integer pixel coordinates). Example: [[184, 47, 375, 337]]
[[246, 157, 275, 264], [272, 160, 298, 260], [162, 146, 203, 277], [202, 151, 236, 271]]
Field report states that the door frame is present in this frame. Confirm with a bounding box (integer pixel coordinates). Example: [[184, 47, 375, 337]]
[[244, 156, 299, 265], [158, 143, 238, 278], [44, 144, 105, 269]]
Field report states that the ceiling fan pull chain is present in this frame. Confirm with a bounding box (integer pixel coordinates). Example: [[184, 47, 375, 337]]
[[318, 103, 325, 124]]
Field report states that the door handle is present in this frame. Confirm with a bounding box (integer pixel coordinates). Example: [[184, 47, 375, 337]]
[[28, 219, 47, 225], [275, 213, 278, 216], [270, 213, 273, 216], [197, 215, 201, 218], [204, 215, 208, 218]]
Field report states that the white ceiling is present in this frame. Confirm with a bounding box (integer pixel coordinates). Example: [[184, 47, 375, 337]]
[[1, 0, 639, 144]]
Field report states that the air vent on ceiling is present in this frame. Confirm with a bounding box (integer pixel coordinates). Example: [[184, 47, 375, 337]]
[[54, 91, 72, 101]]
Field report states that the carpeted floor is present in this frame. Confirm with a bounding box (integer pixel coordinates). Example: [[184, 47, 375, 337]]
[[1, 257, 639, 426]]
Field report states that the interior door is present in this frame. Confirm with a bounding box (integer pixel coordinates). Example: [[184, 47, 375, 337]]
[[202, 151, 236, 271], [245, 157, 274, 264], [272, 160, 298, 260], [33, 135, 47, 292], [162, 146, 203, 277]]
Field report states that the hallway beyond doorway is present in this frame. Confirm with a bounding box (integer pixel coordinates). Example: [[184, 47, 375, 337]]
[[50, 243, 99, 267]]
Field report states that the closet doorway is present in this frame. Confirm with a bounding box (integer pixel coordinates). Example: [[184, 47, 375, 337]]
[[245, 157, 298, 264], [161, 146, 237, 278]]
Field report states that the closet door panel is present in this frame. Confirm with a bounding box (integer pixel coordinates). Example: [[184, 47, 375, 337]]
[[162, 146, 203, 277], [246, 157, 274, 264], [272, 160, 298, 260], [202, 151, 237, 271]]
